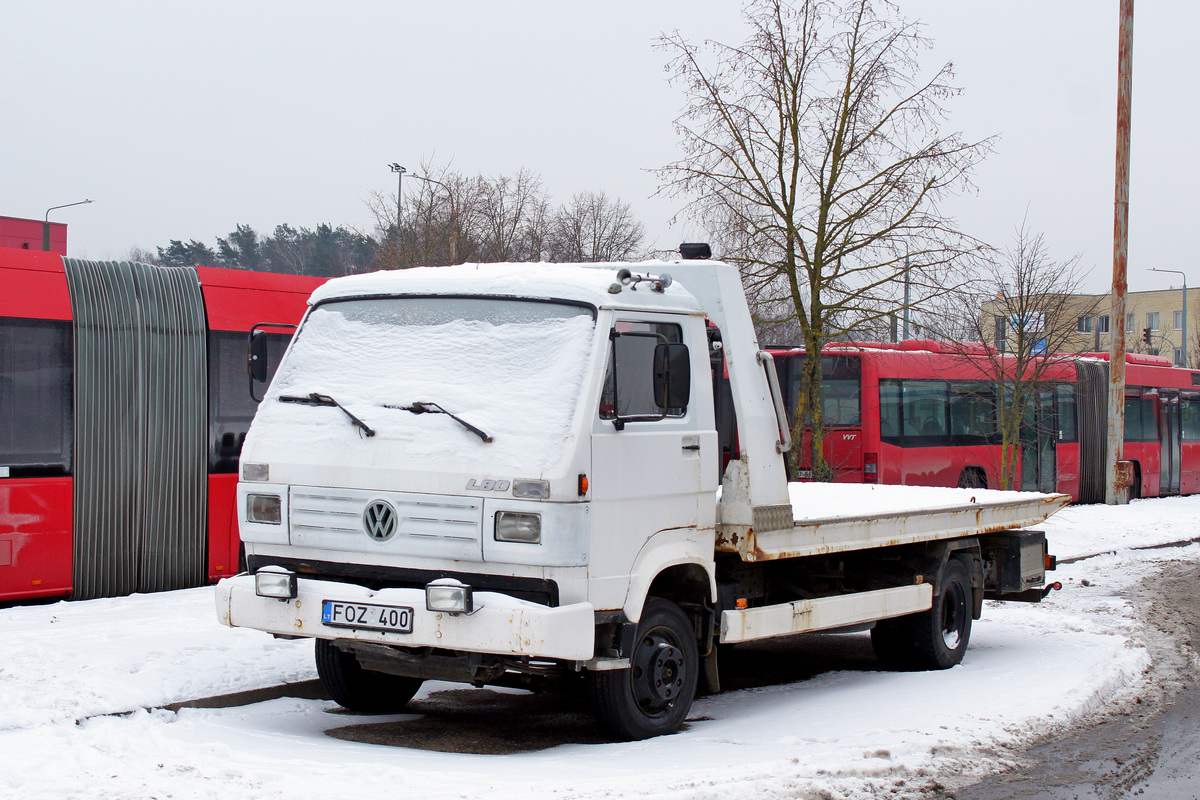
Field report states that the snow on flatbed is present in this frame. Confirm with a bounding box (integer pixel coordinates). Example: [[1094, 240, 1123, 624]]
[[720, 484, 1071, 560]]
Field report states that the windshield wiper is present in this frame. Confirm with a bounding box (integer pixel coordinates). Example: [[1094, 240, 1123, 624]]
[[279, 392, 376, 437], [385, 401, 493, 443]]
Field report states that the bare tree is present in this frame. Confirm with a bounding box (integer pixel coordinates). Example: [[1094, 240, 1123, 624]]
[[658, 0, 992, 480], [476, 168, 551, 262], [547, 191, 646, 262], [940, 224, 1096, 489]]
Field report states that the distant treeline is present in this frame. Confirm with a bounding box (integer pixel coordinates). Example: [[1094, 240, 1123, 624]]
[[138, 164, 652, 277]]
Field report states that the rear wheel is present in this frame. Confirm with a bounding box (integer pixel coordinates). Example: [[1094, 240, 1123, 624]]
[[872, 558, 973, 671], [315, 639, 423, 713], [587, 598, 699, 740]]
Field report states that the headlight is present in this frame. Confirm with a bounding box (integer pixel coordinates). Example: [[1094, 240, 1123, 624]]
[[255, 568, 296, 600], [495, 511, 541, 544], [426, 578, 473, 614], [246, 494, 282, 524]]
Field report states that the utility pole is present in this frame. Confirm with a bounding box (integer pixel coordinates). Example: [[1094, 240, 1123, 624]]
[[1106, 0, 1134, 504]]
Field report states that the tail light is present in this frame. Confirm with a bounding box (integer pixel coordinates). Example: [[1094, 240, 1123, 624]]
[[864, 453, 878, 483]]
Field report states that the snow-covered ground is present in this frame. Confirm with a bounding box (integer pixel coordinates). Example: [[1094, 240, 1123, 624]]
[[3, 496, 1198, 800]]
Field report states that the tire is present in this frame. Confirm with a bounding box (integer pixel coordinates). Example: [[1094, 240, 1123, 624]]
[[871, 558, 973, 671], [315, 639, 423, 713], [587, 598, 700, 740]]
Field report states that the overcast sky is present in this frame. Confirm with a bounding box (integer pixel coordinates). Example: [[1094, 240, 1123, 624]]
[[3, 1, 1196, 294]]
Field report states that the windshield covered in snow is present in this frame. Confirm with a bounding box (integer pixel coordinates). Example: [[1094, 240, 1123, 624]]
[[255, 296, 596, 474]]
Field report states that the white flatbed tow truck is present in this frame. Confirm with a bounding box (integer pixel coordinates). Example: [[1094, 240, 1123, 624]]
[[217, 248, 1068, 740]]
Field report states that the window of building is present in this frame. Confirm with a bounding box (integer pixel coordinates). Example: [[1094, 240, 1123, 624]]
[[1076, 316, 1092, 333], [1175, 347, 1185, 367], [1126, 312, 1135, 330], [1174, 310, 1184, 331], [1147, 311, 1160, 331], [1097, 315, 1110, 333]]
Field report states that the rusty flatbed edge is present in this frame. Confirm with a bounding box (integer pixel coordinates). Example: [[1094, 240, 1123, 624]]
[[717, 491, 1071, 562]]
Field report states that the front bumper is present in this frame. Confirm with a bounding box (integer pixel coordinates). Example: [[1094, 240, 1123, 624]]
[[215, 574, 596, 661]]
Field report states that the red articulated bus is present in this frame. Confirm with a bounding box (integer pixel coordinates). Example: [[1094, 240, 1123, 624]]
[[768, 340, 1200, 502], [0, 247, 325, 602]]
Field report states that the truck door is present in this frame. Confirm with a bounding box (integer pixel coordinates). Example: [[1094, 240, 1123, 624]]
[[587, 315, 717, 610]]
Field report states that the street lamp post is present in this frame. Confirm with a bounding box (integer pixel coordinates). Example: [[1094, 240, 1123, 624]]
[[1149, 267, 1188, 367], [43, 199, 93, 251], [388, 163, 406, 228]]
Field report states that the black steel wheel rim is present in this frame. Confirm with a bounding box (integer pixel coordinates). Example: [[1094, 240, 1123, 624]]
[[630, 627, 687, 716]]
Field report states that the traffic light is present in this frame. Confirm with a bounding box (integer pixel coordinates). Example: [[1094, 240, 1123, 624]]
[[1143, 327, 1153, 345]]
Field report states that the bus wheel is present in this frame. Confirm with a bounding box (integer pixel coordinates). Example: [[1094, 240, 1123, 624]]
[[315, 639, 423, 712], [872, 558, 972, 671], [587, 598, 699, 740], [957, 468, 987, 489]]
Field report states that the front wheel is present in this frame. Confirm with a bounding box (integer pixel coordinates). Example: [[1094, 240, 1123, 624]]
[[872, 557, 973, 671], [587, 598, 700, 740], [315, 639, 423, 713]]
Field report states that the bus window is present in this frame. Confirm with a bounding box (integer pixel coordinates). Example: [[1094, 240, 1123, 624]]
[[1057, 384, 1078, 442], [902, 380, 948, 440], [207, 330, 290, 473], [783, 354, 862, 427], [948, 382, 995, 442], [880, 379, 901, 440], [1124, 390, 1158, 442], [1183, 393, 1200, 440], [0, 318, 72, 477]]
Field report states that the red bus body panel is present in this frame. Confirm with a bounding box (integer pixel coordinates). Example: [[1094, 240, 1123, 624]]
[[0, 479, 73, 600]]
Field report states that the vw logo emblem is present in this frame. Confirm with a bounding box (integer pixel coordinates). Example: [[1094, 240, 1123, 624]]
[[363, 500, 397, 542]]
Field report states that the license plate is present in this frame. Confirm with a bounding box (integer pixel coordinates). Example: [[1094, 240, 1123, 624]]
[[322, 600, 413, 633], [796, 469, 813, 480]]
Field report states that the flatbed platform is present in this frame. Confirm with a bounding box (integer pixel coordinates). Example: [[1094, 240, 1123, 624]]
[[717, 484, 1071, 562]]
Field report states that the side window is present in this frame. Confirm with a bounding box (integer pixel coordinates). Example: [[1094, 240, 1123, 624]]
[[948, 382, 995, 441], [0, 318, 72, 476], [1057, 384, 1078, 442], [901, 380, 949, 440], [600, 321, 685, 421], [1183, 393, 1200, 441], [879, 379, 901, 440], [208, 330, 290, 473]]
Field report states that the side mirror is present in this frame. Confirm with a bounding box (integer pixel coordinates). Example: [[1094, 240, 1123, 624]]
[[249, 330, 269, 383], [653, 342, 691, 410]]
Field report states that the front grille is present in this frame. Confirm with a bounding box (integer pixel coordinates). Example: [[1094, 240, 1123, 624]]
[[288, 487, 483, 558]]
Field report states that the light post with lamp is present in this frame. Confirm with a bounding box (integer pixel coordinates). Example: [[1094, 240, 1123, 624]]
[[387, 164, 406, 229], [43, 199, 93, 251], [1149, 267, 1188, 367]]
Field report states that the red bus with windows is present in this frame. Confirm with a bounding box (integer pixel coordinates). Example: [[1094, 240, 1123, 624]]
[[770, 340, 1200, 502], [0, 247, 324, 602]]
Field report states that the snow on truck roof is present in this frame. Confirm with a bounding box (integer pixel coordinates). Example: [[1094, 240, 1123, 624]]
[[307, 261, 706, 313]]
